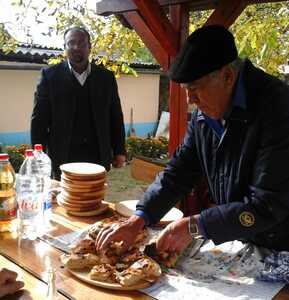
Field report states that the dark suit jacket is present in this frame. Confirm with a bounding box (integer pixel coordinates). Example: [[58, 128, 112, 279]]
[[31, 61, 125, 177]]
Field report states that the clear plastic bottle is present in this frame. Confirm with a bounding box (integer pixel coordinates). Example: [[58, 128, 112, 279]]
[[0, 153, 17, 232], [46, 268, 59, 300], [33, 144, 52, 224], [16, 149, 44, 240]]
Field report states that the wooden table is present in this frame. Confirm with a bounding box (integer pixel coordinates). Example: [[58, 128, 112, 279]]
[[0, 205, 151, 300], [0, 204, 288, 300]]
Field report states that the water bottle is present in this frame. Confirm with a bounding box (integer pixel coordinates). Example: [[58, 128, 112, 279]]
[[33, 144, 52, 224], [16, 149, 44, 240], [46, 268, 59, 300], [0, 153, 17, 232]]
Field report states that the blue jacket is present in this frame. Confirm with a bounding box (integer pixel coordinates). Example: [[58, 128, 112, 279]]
[[137, 60, 289, 250]]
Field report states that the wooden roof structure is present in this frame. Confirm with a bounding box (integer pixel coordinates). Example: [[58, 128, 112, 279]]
[[96, 0, 286, 154]]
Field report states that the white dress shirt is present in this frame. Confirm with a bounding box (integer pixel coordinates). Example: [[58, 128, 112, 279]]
[[67, 60, 91, 86]]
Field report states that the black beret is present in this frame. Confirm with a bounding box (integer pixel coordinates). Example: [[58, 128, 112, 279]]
[[168, 25, 238, 83]]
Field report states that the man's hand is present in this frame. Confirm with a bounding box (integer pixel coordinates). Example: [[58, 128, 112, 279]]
[[112, 155, 126, 168], [0, 268, 24, 298], [95, 215, 145, 253], [156, 217, 193, 254]]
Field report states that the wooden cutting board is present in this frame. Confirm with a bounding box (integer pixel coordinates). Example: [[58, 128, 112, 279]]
[[115, 200, 183, 224]]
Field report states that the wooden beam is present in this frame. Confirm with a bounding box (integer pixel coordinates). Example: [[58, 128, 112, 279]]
[[96, 0, 288, 16], [205, 0, 248, 28], [96, 0, 135, 15], [170, 4, 189, 45], [132, 0, 179, 56], [248, 0, 288, 4], [168, 4, 189, 153], [96, 0, 215, 16], [123, 11, 170, 71]]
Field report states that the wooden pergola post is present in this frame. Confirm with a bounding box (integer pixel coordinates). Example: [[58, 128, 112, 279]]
[[124, 0, 190, 155], [168, 4, 189, 154]]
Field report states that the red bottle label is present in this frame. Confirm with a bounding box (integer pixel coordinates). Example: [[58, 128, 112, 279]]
[[0, 195, 17, 221]]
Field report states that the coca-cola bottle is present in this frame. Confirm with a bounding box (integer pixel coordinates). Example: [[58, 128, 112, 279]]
[[16, 149, 44, 240], [0, 153, 17, 232]]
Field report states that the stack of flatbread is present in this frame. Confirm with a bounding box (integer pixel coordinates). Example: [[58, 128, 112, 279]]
[[61, 216, 162, 288], [57, 163, 108, 216]]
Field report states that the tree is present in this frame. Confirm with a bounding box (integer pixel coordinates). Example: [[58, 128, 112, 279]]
[[1, 0, 156, 77], [189, 2, 289, 79], [0, 23, 16, 53], [0, 1, 288, 78], [233, 3, 288, 79]]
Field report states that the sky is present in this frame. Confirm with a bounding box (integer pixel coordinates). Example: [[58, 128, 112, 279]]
[[0, 0, 101, 48]]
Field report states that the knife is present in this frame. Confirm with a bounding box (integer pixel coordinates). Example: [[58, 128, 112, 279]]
[[144, 238, 205, 259], [144, 242, 158, 258]]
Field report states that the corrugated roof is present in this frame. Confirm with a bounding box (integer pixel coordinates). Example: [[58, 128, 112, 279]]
[[0, 43, 160, 70], [16, 43, 63, 56], [0, 44, 62, 64]]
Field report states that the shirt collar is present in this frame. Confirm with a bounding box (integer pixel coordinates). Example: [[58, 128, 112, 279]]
[[67, 60, 91, 76]]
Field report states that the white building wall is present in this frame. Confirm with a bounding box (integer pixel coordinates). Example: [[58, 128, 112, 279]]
[[0, 65, 160, 146]]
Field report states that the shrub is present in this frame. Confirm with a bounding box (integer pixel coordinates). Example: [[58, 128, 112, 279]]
[[3, 144, 30, 172], [126, 136, 168, 163]]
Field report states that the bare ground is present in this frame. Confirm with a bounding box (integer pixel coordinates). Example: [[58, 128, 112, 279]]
[[104, 164, 149, 203]]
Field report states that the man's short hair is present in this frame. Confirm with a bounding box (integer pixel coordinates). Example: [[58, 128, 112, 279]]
[[64, 26, 91, 45], [168, 25, 238, 83]]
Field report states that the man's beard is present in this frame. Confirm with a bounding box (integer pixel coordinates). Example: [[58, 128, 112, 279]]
[[71, 54, 84, 64]]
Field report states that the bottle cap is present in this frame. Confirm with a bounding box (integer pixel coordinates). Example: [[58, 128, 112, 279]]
[[34, 144, 43, 151], [0, 153, 9, 160], [25, 149, 34, 157]]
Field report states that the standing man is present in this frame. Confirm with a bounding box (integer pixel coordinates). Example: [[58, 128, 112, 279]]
[[31, 27, 126, 179], [96, 25, 289, 254]]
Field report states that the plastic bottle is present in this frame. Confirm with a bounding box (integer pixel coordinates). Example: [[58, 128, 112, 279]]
[[16, 149, 44, 240], [46, 268, 59, 300], [33, 144, 52, 224], [0, 153, 17, 232]]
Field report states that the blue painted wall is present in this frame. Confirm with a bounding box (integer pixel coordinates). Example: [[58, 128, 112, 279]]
[[0, 132, 30, 147], [0, 122, 157, 147], [124, 122, 157, 138]]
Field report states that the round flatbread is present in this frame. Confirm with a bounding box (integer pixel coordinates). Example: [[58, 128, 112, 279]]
[[57, 194, 102, 206], [62, 172, 105, 181], [59, 203, 99, 212], [60, 182, 106, 193], [60, 163, 106, 180], [61, 189, 105, 201], [57, 197, 101, 212], [60, 193, 104, 205], [67, 203, 109, 217], [61, 187, 106, 199], [58, 200, 99, 211], [61, 175, 106, 187]]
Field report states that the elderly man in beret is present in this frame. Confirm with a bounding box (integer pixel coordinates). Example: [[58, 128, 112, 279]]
[[96, 25, 289, 255]]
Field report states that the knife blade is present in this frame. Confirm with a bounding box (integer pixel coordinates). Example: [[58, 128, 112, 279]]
[[144, 242, 158, 258]]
